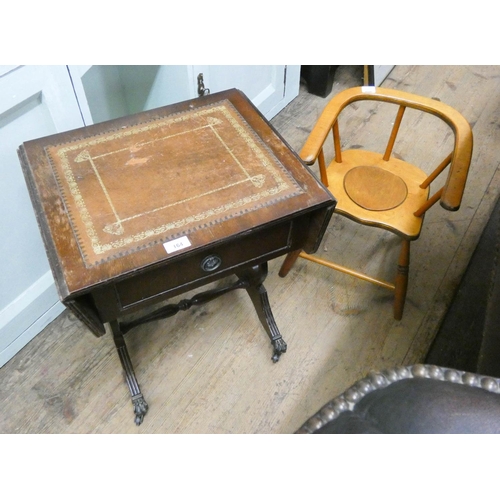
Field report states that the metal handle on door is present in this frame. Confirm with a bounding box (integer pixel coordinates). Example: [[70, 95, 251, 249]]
[[197, 73, 210, 97]]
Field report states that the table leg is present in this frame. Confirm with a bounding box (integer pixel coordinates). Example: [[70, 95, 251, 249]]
[[278, 249, 302, 277], [111, 262, 285, 424], [238, 264, 287, 363], [121, 263, 287, 362], [110, 320, 149, 425]]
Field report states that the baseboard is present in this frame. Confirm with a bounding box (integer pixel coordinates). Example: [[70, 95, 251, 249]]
[[0, 271, 65, 368]]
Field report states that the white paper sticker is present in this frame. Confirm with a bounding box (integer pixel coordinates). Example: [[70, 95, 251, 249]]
[[163, 236, 192, 254], [362, 86, 376, 94]]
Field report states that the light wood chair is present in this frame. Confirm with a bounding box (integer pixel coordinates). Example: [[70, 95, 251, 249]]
[[279, 86, 473, 319]]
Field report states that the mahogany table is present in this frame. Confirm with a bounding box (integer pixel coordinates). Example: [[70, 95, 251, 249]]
[[18, 89, 335, 425]]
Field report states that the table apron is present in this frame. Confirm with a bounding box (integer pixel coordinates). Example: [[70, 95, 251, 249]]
[[89, 216, 311, 323]]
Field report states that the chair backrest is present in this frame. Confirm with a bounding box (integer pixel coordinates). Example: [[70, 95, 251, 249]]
[[301, 86, 474, 213]]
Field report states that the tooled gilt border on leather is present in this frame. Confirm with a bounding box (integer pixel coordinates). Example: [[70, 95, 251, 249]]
[[45, 99, 305, 268]]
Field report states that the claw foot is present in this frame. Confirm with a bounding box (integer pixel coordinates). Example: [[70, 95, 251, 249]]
[[132, 394, 149, 426], [271, 338, 288, 363]]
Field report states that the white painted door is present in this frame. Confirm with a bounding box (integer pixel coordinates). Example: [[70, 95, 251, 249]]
[[192, 65, 300, 119], [68, 65, 300, 125], [365, 65, 395, 86], [0, 65, 86, 367]]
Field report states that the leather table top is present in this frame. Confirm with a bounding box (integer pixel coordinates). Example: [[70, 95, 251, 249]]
[[19, 89, 334, 300], [45, 99, 304, 267]]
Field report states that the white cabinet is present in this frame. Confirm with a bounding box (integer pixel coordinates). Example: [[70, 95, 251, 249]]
[[0, 66, 86, 366], [365, 65, 395, 86], [68, 65, 199, 125], [191, 65, 300, 119], [68, 65, 300, 125]]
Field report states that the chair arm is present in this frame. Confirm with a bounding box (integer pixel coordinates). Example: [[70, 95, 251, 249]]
[[300, 86, 473, 210]]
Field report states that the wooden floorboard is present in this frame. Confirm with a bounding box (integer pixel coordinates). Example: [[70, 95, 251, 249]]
[[2, 65, 500, 433]]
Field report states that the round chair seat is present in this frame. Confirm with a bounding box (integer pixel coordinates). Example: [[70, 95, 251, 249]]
[[343, 165, 408, 211]]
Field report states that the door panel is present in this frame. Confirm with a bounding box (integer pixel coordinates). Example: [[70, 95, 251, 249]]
[[69, 65, 300, 125], [194, 65, 300, 119], [0, 65, 85, 366], [365, 65, 395, 86], [68, 65, 201, 125], [69, 65, 200, 125]]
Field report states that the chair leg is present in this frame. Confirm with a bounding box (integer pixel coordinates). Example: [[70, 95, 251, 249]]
[[278, 249, 302, 278], [393, 240, 410, 320]]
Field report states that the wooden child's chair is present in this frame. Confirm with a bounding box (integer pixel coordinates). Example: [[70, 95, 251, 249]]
[[279, 86, 473, 319]]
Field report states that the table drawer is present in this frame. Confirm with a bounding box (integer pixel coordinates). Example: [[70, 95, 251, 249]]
[[115, 221, 292, 310]]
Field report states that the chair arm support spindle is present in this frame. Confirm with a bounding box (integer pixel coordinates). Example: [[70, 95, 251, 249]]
[[383, 105, 406, 161], [318, 149, 328, 186], [421, 153, 453, 189], [333, 120, 342, 163], [414, 187, 444, 217]]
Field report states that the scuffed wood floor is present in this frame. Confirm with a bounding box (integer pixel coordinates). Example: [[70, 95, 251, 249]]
[[2, 65, 500, 433]]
